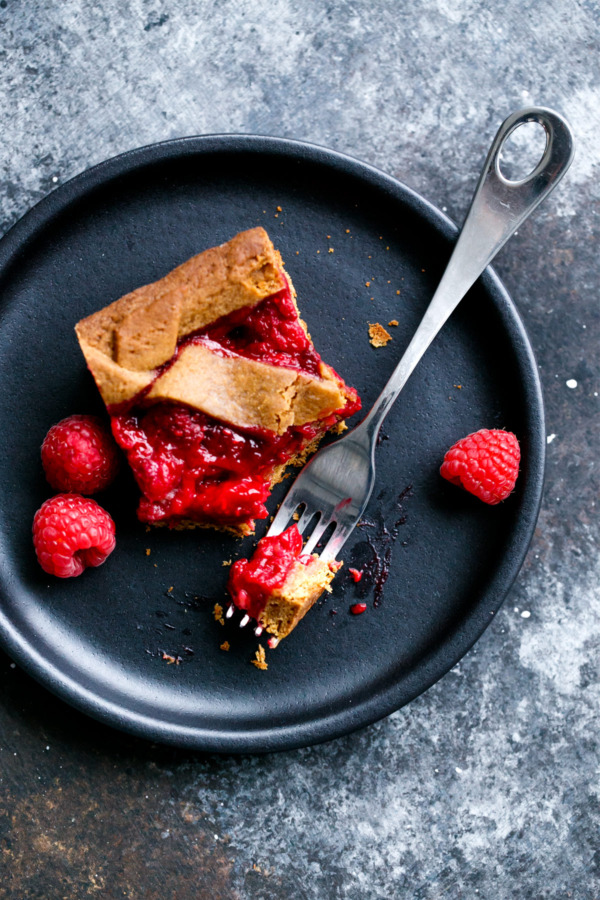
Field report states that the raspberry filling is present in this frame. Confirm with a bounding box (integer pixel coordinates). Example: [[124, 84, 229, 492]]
[[111, 404, 343, 526], [195, 283, 322, 375], [109, 281, 361, 528], [227, 525, 307, 620]]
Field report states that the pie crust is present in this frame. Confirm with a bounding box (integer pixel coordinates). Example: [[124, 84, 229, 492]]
[[75, 227, 346, 426]]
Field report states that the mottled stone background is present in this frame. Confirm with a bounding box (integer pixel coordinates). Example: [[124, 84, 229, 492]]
[[1, 1, 598, 897]]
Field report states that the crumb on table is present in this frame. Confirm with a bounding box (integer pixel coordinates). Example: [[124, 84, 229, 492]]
[[368, 323, 392, 347], [251, 645, 268, 670], [222, 558, 232, 566], [214, 603, 225, 626], [388, 319, 399, 327], [220, 641, 230, 651]]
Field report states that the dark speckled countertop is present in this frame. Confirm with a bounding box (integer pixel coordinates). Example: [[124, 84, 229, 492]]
[[1, 2, 599, 897]]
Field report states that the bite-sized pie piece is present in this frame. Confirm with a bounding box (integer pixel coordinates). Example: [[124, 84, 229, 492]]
[[75, 228, 361, 534], [227, 525, 341, 641]]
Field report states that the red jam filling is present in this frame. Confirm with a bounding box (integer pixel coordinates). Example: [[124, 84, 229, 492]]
[[194, 283, 322, 376], [227, 525, 306, 620], [111, 404, 340, 526], [109, 280, 361, 528]]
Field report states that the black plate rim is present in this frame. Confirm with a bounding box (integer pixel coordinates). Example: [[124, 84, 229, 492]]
[[0, 134, 545, 753]]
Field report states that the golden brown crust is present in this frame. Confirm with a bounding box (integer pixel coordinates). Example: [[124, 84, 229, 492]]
[[75, 227, 350, 433], [75, 227, 286, 405], [258, 557, 341, 639], [156, 517, 255, 538], [146, 341, 346, 434], [77, 227, 283, 362]]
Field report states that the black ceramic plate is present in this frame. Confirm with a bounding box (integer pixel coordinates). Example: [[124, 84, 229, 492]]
[[0, 136, 544, 752]]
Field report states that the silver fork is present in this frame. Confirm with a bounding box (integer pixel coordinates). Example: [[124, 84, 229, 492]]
[[238, 107, 573, 631]]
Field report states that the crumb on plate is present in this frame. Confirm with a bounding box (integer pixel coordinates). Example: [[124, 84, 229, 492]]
[[251, 644, 268, 670], [368, 323, 392, 347]]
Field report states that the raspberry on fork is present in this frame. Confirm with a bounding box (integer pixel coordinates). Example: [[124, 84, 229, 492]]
[[33, 494, 116, 578], [41, 414, 120, 495], [440, 428, 520, 505]]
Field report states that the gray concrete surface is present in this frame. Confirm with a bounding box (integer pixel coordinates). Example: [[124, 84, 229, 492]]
[[1, 1, 598, 897]]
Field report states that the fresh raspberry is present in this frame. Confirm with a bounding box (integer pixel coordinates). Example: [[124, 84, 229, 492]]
[[41, 414, 120, 494], [33, 494, 116, 578], [440, 429, 520, 505]]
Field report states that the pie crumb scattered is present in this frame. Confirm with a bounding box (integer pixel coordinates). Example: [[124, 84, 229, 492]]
[[388, 319, 399, 327], [145, 548, 151, 556], [214, 603, 225, 626], [220, 641, 230, 652], [368, 323, 392, 347], [251, 645, 268, 670], [222, 558, 232, 566]]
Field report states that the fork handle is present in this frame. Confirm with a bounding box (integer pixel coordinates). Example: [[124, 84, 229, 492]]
[[360, 107, 574, 440]]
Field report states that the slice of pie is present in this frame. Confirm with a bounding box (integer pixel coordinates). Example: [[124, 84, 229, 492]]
[[75, 228, 360, 535], [227, 524, 341, 641]]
